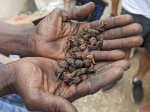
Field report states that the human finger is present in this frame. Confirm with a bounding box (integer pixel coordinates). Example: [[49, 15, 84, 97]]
[[97, 23, 142, 40], [82, 50, 125, 61], [85, 14, 133, 29], [25, 93, 77, 112], [62, 2, 95, 21], [101, 36, 143, 50], [95, 59, 130, 73]]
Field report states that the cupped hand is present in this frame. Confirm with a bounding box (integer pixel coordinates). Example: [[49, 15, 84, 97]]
[[6, 57, 130, 112], [29, 2, 143, 60]]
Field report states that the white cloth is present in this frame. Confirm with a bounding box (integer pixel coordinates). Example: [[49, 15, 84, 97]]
[[34, 0, 76, 13], [122, 0, 150, 19]]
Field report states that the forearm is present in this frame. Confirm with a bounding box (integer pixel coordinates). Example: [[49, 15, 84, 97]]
[[0, 62, 16, 96], [112, 0, 120, 15], [0, 21, 34, 56]]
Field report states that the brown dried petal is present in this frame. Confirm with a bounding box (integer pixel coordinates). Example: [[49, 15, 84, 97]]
[[86, 54, 96, 64], [64, 70, 77, 82]]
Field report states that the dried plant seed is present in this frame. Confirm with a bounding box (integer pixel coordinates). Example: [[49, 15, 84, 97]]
[[64, 70, 77, 82], [86, 54, 96, 64], [65, 57, 75, 66], [55, 68, 65, 76], [87, 29, 97, 37], [72, 47, 80, 52], [89, 37, 97, 45], [78, 38, 85, 45], [79, 43, 87, 51], [72, 76, 82, 84], [76, 68, 87, 76], [68, 35, 75, 42], [74, 52, 82, 59], [83, 28, 88, 32], [75, 60, 84, 68], [87, 67, 95, 73], [96, 41, 103, 50], [71, 41, 78, 48], [57, 60, 69, 68], [88, 45, 98, 51], [83, 34, 89, 38], [64, 40, 70, 52], [84, 59, 91, 67], [56, 24, 106, 85], [69, 65, 77, 72], [81, 75, 87, 81]]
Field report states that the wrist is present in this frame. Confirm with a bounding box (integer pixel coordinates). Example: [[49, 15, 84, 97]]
[[22, 26, 36, 57], [0, 61, 17, 96], [0, 21, 36, 56]]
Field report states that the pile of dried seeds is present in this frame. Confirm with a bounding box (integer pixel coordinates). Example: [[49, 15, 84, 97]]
[[55, 24, 105, 85]]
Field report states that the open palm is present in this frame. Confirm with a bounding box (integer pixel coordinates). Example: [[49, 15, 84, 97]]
[[9, 57, 129, 112], [29, 3, 143, 60]]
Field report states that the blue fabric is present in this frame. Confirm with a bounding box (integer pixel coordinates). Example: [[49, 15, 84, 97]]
[[80, 0, 105, 21], [0, 94, 29, 112], [0, 62, 29, 112], [95, 4, 105, 20]]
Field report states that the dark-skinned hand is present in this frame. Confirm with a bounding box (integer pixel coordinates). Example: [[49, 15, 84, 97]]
[[1, 57, 130, 112], [0, 2, 143, 112], [29, 2, 143, 60]]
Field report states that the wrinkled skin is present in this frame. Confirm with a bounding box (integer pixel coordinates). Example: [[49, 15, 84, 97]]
[[0, 2, 144, 112], [29, 2, 143, 60], [4, 57, 129, 112]]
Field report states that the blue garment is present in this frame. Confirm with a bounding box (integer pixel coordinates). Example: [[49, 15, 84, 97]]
[[0, 94, 29, 112], [79, 0, 106, 21], [95, 4, 105, 20], [0, 62, 29, 112]]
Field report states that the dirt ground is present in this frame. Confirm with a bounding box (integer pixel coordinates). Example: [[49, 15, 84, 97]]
[[73, 1, 150, 112]]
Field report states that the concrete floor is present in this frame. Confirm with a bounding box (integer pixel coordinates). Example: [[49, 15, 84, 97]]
[[73, 1, 150, 112]]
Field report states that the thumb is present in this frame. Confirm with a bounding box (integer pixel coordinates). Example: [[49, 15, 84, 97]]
[[63, 2, 95, 21], [38, 94, 77, 112]]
